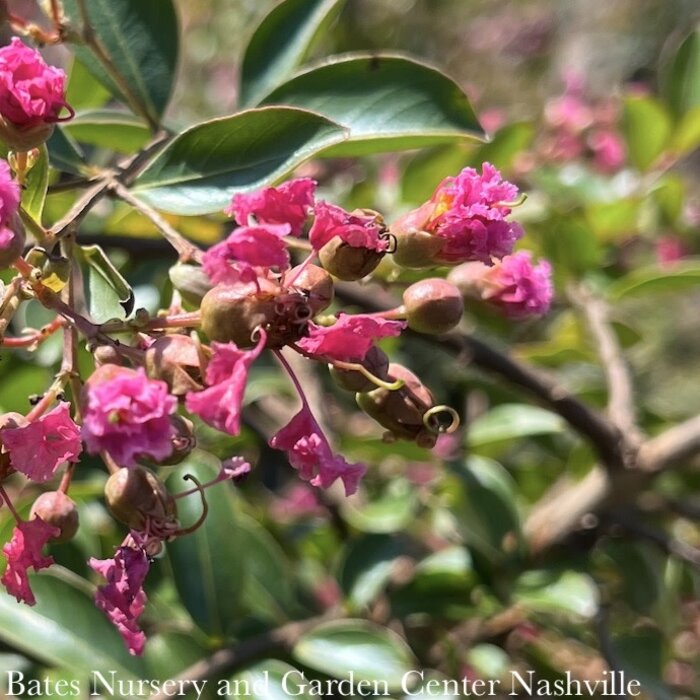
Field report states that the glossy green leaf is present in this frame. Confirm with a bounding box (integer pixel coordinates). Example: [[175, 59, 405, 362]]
[[293, 620, 415, 690], [670, 105, 700, 155], [47, 127, 87, 175], [240, 0, 345, 108], [401, 672, 461, 699], [339, 535, 406, 609], [0, 574, 145, 682], [228, 660, 314, 700], [447, 457, 522, 561], [77, 245, 135, 323], [166, 451, 246, 637], [260, 54, 485, 155], [132, 107, 346, 215], [66, 58, 112, 111], [613, 628, 672, 700], [341, 478, 418, 534], [514, 570, 599, 619], [622, 96, 672, 171], [65, 110, 151, 153], [62, 0, 179, 124], [608, 261, 700, 299], [468, 404, 565, 448], [661, 25, 700, 118], [467, 644, 510, 681], [20, 145, 49, 224]]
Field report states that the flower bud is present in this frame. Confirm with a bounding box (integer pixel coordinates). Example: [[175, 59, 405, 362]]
[[104, 467, 177, 531], [318, 237, 384, 281], [93, 344, 124, 367], [287, 263, 334, 314], [403, 278, 463, 334], [29, 491, 79, 543], [168, 263, 213, 308], [145, 334, 207, 395], [0, 119, 55, 151], [329, 346, 390, 393], [356, 363, 438, 447], [446, 262, 486, 299]]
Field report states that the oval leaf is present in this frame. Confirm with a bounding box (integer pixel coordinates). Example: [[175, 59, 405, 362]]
[[0, 574, 145, 681], [166, 451, 245, 637], [293, 619, 415, 690], [661, 25, 700, 118], [514, 570, 599, 619], [608, 261, 700, 299], [622, 96, 672, 171], [229, 660, 314, 700], [21, 145, 49, 224], [468, 404, 565, 449], [62, 0, 179, 125], [260, 54, 485, 155], [132, 107, 346, 215], [240, 0, 345, 108], [65, 109, 151, 153]]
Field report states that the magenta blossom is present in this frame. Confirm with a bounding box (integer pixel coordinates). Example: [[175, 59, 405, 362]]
[[90, 537, 150, 656], [298, 313, 405, 363], [270, 405, 366, 496], [81, 366, 177, 467], [227, 178, 316, 236], [186, 329, 267, 436], [588, 129, 625, 173], [1, 518, 59, 605], [309, 202, 388, 252], [463, 251, 552, 319], [0, 160, 19, 226], [0, 402, 82, 482], [0, 38, 69, 127], [203, 224, 291, 285]]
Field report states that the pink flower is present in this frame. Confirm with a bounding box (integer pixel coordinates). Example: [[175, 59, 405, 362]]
[[297, 313, 406, 362], [221, 455, 252, 482], [656, 235, 685, 268], [0, 402, 82, 483], [588, 129, 625, 173], [0, 160, 19, 227], [185, 329, 266, 436], [309, 202, 388, 252], [203, 224, 291, 285], [227, 178, 316, 236], [1, 518, 59, 605], [0, 38, 68, 127], [270, 406, 366, 496], [90, 538, 150, 656], [81, 366, 177, 467], [478, 251, 553, 318]]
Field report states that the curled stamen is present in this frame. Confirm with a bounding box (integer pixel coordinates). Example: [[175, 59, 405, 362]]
[[331, 360, 405, 391], [494, 193, 528, 208], [423, 405, 460, 434], [381, 231, 398, 254], [250, 324, 264, 344], [173, 474, 209, 536], [274, 301, 286, 315]]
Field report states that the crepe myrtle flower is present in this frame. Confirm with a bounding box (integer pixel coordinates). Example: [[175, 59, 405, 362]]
[[0, 159, 23, 268], [391, 162, 524, 268]]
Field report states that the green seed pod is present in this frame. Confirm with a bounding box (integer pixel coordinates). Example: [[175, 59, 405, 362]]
[[287, 263, 334, 314], [318, 238, 384, 281], [168, 263, 213, 308]]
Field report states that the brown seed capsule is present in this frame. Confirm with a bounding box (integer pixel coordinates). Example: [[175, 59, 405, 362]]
[[318, 238, 385, 281], [29, 491, 79, 543], [287, 263, 334, 314], [145, 334, 208, 395], [403, 278, 464, 335], [356, 363, 437, 447], [329, 346, 390, 393], [104, 467, 177, 531]]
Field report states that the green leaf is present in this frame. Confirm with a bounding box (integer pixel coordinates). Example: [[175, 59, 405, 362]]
[[612, 628, 673, 700], [670, 105, 700, 155], [62, 0, 179, 124], [585, 198, 641, 242], [228, 660, 314, 700], [65, 110, 151, 153], [514, 570, 599, 619], [401, 145, 471, 204], [77, 245, 135, 323], [260, 54, 485, 155], [339, 535, 406, 609], [47, 128, 87, 175], [661, 25, 700, 118], [0, 574, 145, 683], [468, 404, 565, 449], [132, 107, 346, 215], [341, 478, 418, 534], [622, 96, 672, 171], [608, 260, 700, 299], [20, 145, 49, 224], [66, 58, 112, 111], [240, 0, 345, 108], [293, 620, 415, 690], [467, 644, 510, 681], [166, 451, 246, 638], [470, 121, 535, 171]]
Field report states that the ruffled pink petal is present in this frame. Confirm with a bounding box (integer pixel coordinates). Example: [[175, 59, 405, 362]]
[[0, 402, 81, 482], [185, 329, 267, 436], [269, 406, 366, 496], [0, 160, 20, 229], [297, 313, 405, 363], [226, 178, 316, 236], [1, 518, 59, 605], [309, 202, 388, 252]]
